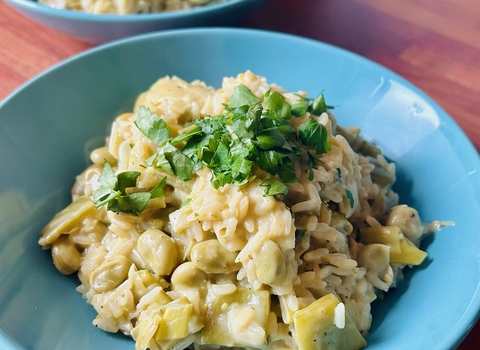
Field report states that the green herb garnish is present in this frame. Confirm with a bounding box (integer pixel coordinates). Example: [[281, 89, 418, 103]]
[[135, 85, 334, 197], [346, 189, 355, 209], [299, 117, 331, 155], [134, 105, 170, 146], [180, 198, 192, 208], [93, 160, 166, 215], [259, 178, 289, 197]]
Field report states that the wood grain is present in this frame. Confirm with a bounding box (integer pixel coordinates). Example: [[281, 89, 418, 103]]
[[241, 0, 480, 152], [0, 0, 479, 348]]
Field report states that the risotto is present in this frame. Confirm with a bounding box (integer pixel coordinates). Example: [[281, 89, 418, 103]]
[[39, 71, 444, 350], [38, 0, 221, 15]]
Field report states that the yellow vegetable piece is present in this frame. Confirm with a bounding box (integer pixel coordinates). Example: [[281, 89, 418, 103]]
[[396, 237, 428, 265], [133, 293, 199, 350], [39, 196, 95, 246], [202, 286, 270, 348], [152, 289, 173, 307], [359, 226, 427, 266], [138, 269, 157, 286], [293, 294, 366, 350], [155, 297, 194, 341], [151, 297, 203, 350], [278, 294, 295, 325], [130, 267, 169, 302]]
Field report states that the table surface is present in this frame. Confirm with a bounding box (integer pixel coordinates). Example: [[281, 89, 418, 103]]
[[1, 0, 479, 348]]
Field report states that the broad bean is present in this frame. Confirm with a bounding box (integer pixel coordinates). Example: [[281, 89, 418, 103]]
[[51, 235, 82, 275], [90, 255, 131, 293], [137, 229, 177, 276], [253, 239, 286, 285], [190, 240, 241, 274]]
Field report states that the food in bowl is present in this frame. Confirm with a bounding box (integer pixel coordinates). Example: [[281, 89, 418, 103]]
[[38, 71, 447, 350], [38, 0, 222, 14]]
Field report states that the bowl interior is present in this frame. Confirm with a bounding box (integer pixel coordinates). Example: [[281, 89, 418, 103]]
[[0, 28, 479, 350]]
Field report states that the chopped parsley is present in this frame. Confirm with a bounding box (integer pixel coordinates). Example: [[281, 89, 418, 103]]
[[299, 117, 331, 155], [134, 106, 170, 146], [346, 189, 355, 209], [135, 85, 333, 197], [180, 198, 192, 208], [337, 168, 355, 209], [93, 160, 166, 215], [259, 178, 289, 197], [134, 85, 333, 198]]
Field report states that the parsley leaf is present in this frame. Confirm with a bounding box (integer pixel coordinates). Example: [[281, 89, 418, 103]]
[[264, 90, 292, 120], [291, 97, 309, 117], [258, 150, 283, 175], [211, 170, 233, 189], [336, 167, 342, 182], [278, 158, 300, 183], [117, 171, 141, 194], [109, 192, 151, 215], [346, 189, 355, 208], [180, 198, 192, 208], [170, 126, 202, 146], [208, 140, 230, 172], [93, 160, 167, 215], [134, 106, 170, 146], [165, 148, 194, 181], [150, 176, 167, 199], [96, 159, 117, 189], [309, 93, 327, 116], [256, 128, 288, 150], [299, 117, 331, 154], [146, 152, 174, 175], [259, 178, 289, 196], [228, 84, 262, 108], [133, 85, 335, 197], [231, 155, 253, 185], [93, 160, 120, 209]]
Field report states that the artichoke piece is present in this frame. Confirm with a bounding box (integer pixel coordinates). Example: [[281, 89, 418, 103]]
[[202, 286, 270, 348], [293, 294, 366, 350], [359, 226, 427, 266], [278, 294, 295, 325], [130, 266, 168, 303], [155, 297, 203, 342], [39, 196, 95, 246], [133, 294, 202, 350]]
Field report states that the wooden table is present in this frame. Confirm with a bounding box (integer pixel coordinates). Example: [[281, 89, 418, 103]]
[[1, 0, 479, 348]]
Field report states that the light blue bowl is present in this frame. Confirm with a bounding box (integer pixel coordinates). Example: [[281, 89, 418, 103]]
[[1, 28, 480, 350], [3, 0, 267, 43]]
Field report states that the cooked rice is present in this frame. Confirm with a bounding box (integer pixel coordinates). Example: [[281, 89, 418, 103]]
[[39, 71, 440, 350]]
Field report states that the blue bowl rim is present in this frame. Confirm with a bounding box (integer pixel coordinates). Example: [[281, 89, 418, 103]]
[[3, 0, 257, 22], [0, 27, 479, 350]]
